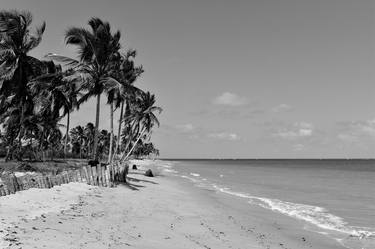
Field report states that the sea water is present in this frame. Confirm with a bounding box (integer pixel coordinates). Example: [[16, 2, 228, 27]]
[[155, 159, 375, 249]]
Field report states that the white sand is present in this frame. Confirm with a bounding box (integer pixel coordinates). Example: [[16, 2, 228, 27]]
[[0, 183, 94, 248], [0, 163, 347, 249]]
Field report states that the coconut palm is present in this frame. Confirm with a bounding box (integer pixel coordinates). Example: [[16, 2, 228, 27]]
[[61, 78, 81, 157], [29, 67, 81, 157], [120, 91, 162, 161], [84, 122, 95, 157], [46, 17, 121, 161], [0, 10, 47, 157], [106, 50, 143, 163], [70, 125, 85, 158]]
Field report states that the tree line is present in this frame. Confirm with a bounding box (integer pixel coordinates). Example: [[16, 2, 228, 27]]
[[0, 10, 161, 162]]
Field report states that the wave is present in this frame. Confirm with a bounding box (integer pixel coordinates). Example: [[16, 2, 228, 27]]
[[163, 169, 178, 174], [180, 175, 200, 183], [190, 173, 200, 177], [212, 185, 375, 239]]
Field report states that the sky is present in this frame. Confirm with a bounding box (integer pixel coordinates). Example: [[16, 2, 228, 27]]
[[2, 0, 375, 158]]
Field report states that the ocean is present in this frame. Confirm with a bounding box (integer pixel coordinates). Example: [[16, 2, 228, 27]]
[[155, 159, 375, 249]]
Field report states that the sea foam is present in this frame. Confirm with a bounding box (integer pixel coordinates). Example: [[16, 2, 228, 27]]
[[190, 173, 200, 177], [211, 184, 375, 239]]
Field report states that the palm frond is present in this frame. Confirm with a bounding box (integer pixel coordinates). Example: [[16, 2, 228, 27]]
[[44, 53, 79, 67]]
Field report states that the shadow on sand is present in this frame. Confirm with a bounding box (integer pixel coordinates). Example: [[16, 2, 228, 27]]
[[127, 176, 158, 185], [117, 181, 145, 191]]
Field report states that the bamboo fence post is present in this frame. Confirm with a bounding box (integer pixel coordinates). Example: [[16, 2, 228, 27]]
[[60, 172, 65, 184], [77, 169, 83, 183], [48, 175, 53, 188], [0, 186, 5, 196], [36, 176, 42, 188], [44, 176, 50, 188], [73, 170, 78, 182], [108, 164, 113, 183], [87, 166, 93, 185], [41, 175, 47, 188], [64, 172, 69, 184], [101, 167, 107, 187], [120, 165, 124, 182], [92, 166, 98, 186], [83, 166, 89, 184], [56, 175, 61, 185], [97, 164, 102, 186], [105, 166, 111, 187], [67, 171, 72, 182], [17, 177, 23, 191], [4, 184, 10, 195], [115, 163, 119, 182], [76, 170, 82, 182]]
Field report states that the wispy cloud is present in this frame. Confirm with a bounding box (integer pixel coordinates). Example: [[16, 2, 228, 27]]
[[273, 122, 314, 140], [272, 104, 293, 113], [336, 118, 375, 142], [293, 144, 305, 151], [208, 132, 240, 141], [212, 92, 248, 106], [337, 133, 359, 143], [175, 123, 195, 133]]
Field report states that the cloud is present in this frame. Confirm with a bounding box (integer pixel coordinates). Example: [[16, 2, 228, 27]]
[[272, 104, 293, 113], [336, 118, 375, 143], [175, 123, 195, 133], [353, 119, 375, 137], [212, 92, 248, 106], [208, 132, 240, 141], [273, 122, 314, 140], [337, 133, 359, 143], [293, 144, 305, 151]]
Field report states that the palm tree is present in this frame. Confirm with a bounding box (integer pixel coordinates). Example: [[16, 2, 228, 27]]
[[47, 17, 121, 161], [62, 79, 80, 157], [70, 125, 86, 158], [0, 10, 47, 158], [106, 50, 143, 163], [120, 91, 162, 161], [84, 122, 95, 157], [29, 67, 81, 157]]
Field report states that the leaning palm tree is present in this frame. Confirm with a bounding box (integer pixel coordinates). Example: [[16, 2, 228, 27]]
[[0, 10, 47, 157], [120, 91, 162, 162], [46, 17, 121, 161], [106, 50, 143, 163]]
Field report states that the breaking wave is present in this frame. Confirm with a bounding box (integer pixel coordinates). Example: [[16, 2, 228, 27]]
[[212, 185, 375, 240], [190, 173, 200, 177]]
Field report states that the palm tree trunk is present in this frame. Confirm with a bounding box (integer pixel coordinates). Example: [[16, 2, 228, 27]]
[[50, 144, 54, 161], [93, 94, 101, 161], [108, 103, 114, 163], [80, 138, 83, 159], [64, 112, 70, 158], [114, 101, 124, 156], [5, 146, 11, 162], [121, 127, 146, 162]]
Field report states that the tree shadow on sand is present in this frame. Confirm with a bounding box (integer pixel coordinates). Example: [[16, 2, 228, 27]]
[[118, 181, 145, 191], [127, 176, 158, 185]]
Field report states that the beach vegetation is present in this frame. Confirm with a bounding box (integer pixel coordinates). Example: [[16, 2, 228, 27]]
[[0, 10, 161, 167]]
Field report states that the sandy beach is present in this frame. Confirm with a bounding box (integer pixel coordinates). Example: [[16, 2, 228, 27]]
[[0, 162, 348, 249]]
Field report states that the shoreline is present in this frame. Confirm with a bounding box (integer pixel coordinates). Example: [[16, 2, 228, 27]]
[[0, 160, 352, 248]]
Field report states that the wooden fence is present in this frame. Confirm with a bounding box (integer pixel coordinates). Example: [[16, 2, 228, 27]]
[[0, 162, 129, 197]]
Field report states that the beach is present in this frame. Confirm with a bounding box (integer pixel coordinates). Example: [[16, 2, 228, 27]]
[[0, 160, 359, 249]]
